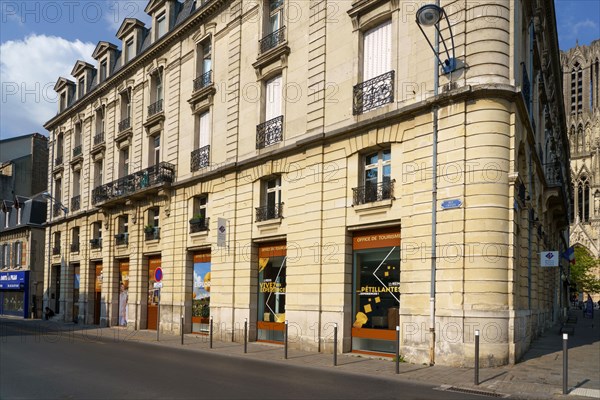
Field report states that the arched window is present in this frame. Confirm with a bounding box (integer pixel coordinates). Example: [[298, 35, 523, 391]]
[[577, 174, 591, 223], [578, 125, 584, 154], [570, 181, 575, 223], [571, 62, 583, 113]]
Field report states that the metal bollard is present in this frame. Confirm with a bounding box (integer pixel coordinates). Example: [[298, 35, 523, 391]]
[[474, 329, 480, 385], [333, 323, 338, 366], [563, 333, 568, 394], [284, 320, 288, 359], [156, 303, 160, 342], [395, 326, 400, 374], [209, 316, 213, 349], [181, 315, 184, 345], [244, 319, 248, 354]]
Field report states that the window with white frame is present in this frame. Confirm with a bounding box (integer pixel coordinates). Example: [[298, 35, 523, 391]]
[[150, 135, 161, 166], [94, 159, 103, 188], [257, 176, 282, 221], [1, 244, 9, 269], [13, 242, 22, 268], [16, 206, 22, 225], [357, 149, 392, 204], [4, 209, 9, 228], [193, 195, 208, 220], [194, 38, 212, 89], [95, 107, 105, 135], [119, 147, 130, 178], [257, 75, 284, 149], [156, 13, 167, 39], [362, 20, 391, 82], [198, 111, 210, 149], [126, 39, 135, 62], [78, 77, 85, 99], [268, 0, 283, 34], [100, 60, 107, 82]]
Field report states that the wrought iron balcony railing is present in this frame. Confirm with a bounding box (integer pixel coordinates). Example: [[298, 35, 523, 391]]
[[71, 195, 80, 212], [352, 180, 394, 205], [353, 71, 395, 115], [52, 203, 63, 217], [191, 145, 210, 171], [90, 238, 102, 249], [118, 117, 131, 132], [256, 115, 283, 149], [55, 156, 63, 166], [522, 63, 531, 114], [255, 203, 283, 222], [91, 162, 175, 205], [189, 217, 210, 233], [72, 145, 82, 157], [259, 26, 286, 54], [94, 132, 105, 146], [148, 99, 163, 117], [115, 233, 128, 246], [193, 70, 212, 91], [145, 226, 160, 241], [70, 243, 80, 253], [52, 246, 60, 255]]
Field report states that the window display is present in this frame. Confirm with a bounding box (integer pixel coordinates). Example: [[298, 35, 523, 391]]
[[257, 242, 286, 342]]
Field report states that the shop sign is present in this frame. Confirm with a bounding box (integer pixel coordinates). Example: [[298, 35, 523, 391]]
[[353, 229, 400, 250], [0, 271, 28, 290], [217, 218, 227, 247]]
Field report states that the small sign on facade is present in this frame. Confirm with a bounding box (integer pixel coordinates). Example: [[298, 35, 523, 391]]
[[217, 217, 227, 247], [441, 199, 462, 210], [540, 251, 559, 267]]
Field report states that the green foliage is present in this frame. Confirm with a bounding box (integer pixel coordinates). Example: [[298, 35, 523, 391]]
[[392, 354, 406, 363], [571, 247, 600, 295]]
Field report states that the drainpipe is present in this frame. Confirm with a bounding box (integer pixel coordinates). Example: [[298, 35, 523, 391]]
[[528, 152, 532, 310], [429, 0, 440, 366]]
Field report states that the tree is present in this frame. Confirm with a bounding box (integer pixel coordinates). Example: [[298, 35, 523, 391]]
[[570, 247, 600, 295]]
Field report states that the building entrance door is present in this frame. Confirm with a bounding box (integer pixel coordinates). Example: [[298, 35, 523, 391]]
[[147, 256, 161, 330]]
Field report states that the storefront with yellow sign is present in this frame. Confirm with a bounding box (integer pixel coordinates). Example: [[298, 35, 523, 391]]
[[352, 228, 401, 355], [257, 242, 286, 343]]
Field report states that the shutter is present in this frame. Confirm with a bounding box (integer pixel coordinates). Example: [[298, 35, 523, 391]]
[[198, 111, 210, 148], [363, 20, 391, 81], [265, 75, 282, 121]]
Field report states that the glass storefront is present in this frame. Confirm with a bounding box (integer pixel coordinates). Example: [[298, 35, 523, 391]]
[[0, 271, 29, 318], [1, 291, 25, 316], [352, 229, 400, 354], [192, 252, 211, 333], [118, 261, 129, 326], [73, 265, 80, 323], [147, 256, 161, 330], [257, 242, 286, 342]]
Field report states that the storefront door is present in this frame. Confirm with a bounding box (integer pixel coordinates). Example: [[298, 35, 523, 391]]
[[352, 228, 401, 355], [72, 265, 80, 323], [94, 263, 102, 325], [118, 261, 129, 326], [257, 242, 286, 343], [52, 265, 61, 314], [192, 252, 211, 333], [147, 256, 161, 330]]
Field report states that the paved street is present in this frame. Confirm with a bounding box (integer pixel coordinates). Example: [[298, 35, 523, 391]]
[[0, 319, 483, 400]]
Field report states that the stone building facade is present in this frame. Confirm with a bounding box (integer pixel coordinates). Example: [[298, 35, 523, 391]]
[[44, 0, 569, 366], [561, 40, 600, 299]]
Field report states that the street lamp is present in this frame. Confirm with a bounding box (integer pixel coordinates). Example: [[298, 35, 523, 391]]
[[415, 2, 457, 366], [42, 191, 69, 215]]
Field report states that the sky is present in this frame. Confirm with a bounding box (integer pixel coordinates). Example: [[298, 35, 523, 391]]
[[0, 0, 599, 140]]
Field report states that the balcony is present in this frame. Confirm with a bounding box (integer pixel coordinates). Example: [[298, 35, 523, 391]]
[[144, 226, 160, 241], [148, 99, 163, 117], [115, 233, 128, 246], [353, 71, 395, 115], [256, 116, 283, 149], [93, 132, 105, 146], [193, 71, 212, 92], [91, 162, 175, 206], [52, 246, 60, 255], [259, 26, 286, 54], [72, 145, 82, 158], [118, 117, 131, 132], [189, 217, 210, 234], [191, 145, 210, 172], [255, 203, 283, 222], [352, 181, 394, 205], [55, 156, 63, 166], [544, 161, 562, 187], [70, 243, 80, 253], [70, 195, 80, 212], [90, 238, 102, 250]]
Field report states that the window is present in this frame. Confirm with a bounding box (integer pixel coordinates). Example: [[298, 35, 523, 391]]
[[194, 38, 212, 90], [126, 39, 135, 62], [354, 20, 393, 115], [91, 222, 102, 249], [354, 149, 392, 204], [257, 75, 283, 149], [72, 170, 81, 212], [256, 176, 282, 221], [100, 60, 107, 82], [4, 210, 9, 228], [119, 89, 131, 131], [257, 243, 287, 342], [1, 244, 9, 269], [74, 123, 82, 151], [95, 107, 105, 136], [577, 175, 591, 223], [53, 232, 61, 254], [55, 132, 64, 163], [13, 242, 22, 268], [268, 0, 283, 34], [94, 159, 103, 188], [150, 135, 161, 166], [149, 70, 164, 115], [116, 215, 128, 245], [156, 13, 167, 38], [119, 147, 130, 178], [16, 206, 22, 225], [54, 179, 62, 203], [190, 195, 209, 232], [198, 111, 210, 149], [78, 77, 85, 99], [191, 112, 211, 171], [71, 227, 80, 252], [145, 207, 160, 240], [60, 92, 66, 112]]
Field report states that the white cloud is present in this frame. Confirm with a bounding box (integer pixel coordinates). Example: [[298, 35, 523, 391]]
[[569, 20, 598, 38], [0, 34, 95, 139], [103, 1, 152, 32]]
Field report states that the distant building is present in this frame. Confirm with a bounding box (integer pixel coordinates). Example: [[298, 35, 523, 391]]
[[0, 133, 49, 200], [561, 40, 600, 299]]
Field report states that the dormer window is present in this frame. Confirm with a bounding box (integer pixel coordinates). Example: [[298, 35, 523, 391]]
[[156, 13, 167, 39], [100, 60, 107, 82], [78, 77, 85, 99], [126, 39, 135, 63], [60, 92, 67, 112]]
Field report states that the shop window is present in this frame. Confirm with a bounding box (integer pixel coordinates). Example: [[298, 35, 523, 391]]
[[119, 261, 129, 326], [352, 229, 400, 354], [192, 252, 211, 333], [257, 243, 286, 342]]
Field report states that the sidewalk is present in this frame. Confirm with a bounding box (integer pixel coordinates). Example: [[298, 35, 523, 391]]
[[9, 311, 599, 400]]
